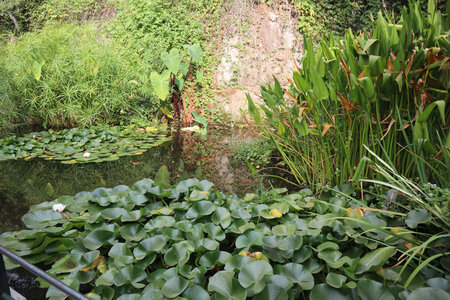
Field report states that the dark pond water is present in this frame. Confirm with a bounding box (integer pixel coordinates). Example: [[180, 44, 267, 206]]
[[0, 128, 267, 233]]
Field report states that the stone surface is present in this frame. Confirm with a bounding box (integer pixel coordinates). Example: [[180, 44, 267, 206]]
[[215, 2, 303, 122]]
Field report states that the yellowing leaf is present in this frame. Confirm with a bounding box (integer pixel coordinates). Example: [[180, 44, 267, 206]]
[[321, 123, 333, 136], [135, 152, 143, 155], [269, 208, 282, 218]]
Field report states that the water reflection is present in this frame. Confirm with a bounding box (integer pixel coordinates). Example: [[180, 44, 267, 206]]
[[0, 129, 264, 232]]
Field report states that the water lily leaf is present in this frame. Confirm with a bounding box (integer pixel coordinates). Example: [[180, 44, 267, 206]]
[[326, 272, 347, 288], [186, 201, 216, 219], [164, 245, 189, 267], [272, 224, 296, 236], [161, 275, 189, 298], [225, 255, 253, 271], [238, 260, 273, 288], [208, 271, 246, 300], [426, 278, 449, 291], [204, 223, 226, 241], [51, 254, 78, 274], [200, 251, 231, 269], [407, 287, 450, 300], [195, 238, 220, 251], [310, 283, 351, 300], [405, 209, 432, 229], [212, 207, 231, 228], [121, 210, 142, 222], [317, 242, 339, 252], [282, 263, 314, 290], [134, 235, 168, 260], [82, 230, 116, 250], [266, 274, 293, 290], [101, 208, 127, 220], [96, 268, 118, 286], [236, 231, 264, 248], [189, 190, 210, 201], [109, 243, 133, 261], [254, 284, 288, 300], [183, 285, 210, 300], [22, 210, 63, 229], [114, 265, 147, 288], [118, 223, 145, 242], [145, 216, 176, 231], [355, 247, 396, 274], [357, 278, 395, 300]]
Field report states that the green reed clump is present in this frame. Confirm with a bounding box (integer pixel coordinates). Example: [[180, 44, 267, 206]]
[[0, 23, 152, 134], [248, 0, 449, 189]]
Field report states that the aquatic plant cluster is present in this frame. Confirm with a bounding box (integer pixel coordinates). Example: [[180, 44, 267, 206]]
[[0, 125, 170, 164], [1, 178, 448, 299]]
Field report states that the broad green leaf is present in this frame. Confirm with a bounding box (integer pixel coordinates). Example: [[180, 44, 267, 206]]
[[405, 209, 432, 229], [161, 49, 181, 74], [185, 201, 216, 219], [282, 263, 314, 290], [357, 279, 395, 300], [183, 285, 210, 300], [356, 247, 396, 274], [154, 165, 171, 189], [151, 70, 171, 100], [212, 207, 232, 228], [184, 44, 203, 63], [22, 210, 63, 229], [118, 223, 145, 242], [255, 284, 288, 300], [235, 231, 264, 248], [325, 273, 347, 288], [407, 287, 450, 300], [208, 271, 247, 300], [238, 260, 273, 288], [114, 265, 147, 287], [161, 275, 189, 298], [164, 245, 189, 267], [310, 283, 351, 300], [82, 230, 115, 250], [310, 68, 328, 100]]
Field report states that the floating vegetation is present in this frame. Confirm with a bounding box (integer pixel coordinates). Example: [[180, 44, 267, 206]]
[[1, 178, 448, 299], [0, 125, 170, 164]]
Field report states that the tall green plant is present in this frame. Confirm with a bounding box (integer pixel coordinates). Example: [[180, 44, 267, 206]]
[[0, 24, 148, 133], [248, 0, 449, 188]]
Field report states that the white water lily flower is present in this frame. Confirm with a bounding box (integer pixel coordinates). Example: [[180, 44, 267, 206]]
[[53, 203, 66, 213], [83, 152, 91, 158]]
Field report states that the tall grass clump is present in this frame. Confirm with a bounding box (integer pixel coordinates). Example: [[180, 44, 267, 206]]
[[248, 0, 449, 189], [0, 24, 149, 134]]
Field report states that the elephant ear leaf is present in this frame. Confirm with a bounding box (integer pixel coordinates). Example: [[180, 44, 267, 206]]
[[184, 44, 203, 63], [151, 70, 171, 100], [162, 49, 180, 74]]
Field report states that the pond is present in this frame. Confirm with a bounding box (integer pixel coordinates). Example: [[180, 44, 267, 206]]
[[0, 128, 268, 233]]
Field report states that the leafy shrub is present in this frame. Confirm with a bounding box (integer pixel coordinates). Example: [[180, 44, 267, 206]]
[[108, 0, 221, 70], [0, 0, 41, 33], [1, 178, 448, 298], [31, 0, 107, 26], [248, 0, 449, 188], [0, 24, 150, 134], [231, 139, 274, 167]]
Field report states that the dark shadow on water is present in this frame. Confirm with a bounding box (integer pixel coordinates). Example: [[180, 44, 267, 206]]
[[0, 128, 275, 233]]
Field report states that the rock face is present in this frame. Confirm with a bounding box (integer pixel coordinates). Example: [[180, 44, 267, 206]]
[[215, 1, 303, 121]]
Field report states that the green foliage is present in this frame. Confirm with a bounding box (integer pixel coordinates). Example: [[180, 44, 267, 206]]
[[1, 177, 449, 298], [0, 0, 41, 33], [0, 24, 149, 133], [0, 125, 169, 164], [31, 0, 107, 26], [248, 0, 449, 188], [108, 0, 220, 70], [231, 139, 274, 167]]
